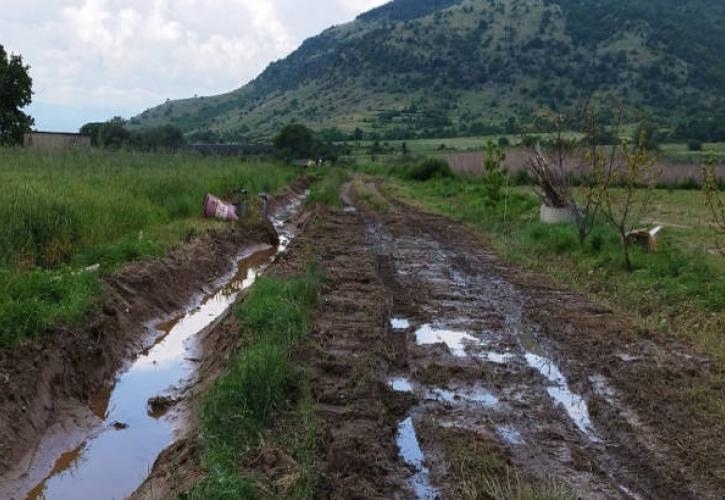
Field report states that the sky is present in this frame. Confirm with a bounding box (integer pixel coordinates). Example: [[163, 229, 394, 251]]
[[0, 0, 388, 132]]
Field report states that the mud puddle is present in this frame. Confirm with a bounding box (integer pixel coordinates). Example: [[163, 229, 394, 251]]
[[366, 215, 660, 498], [9, 195, 307, 500], [396, 416, 439, 499]]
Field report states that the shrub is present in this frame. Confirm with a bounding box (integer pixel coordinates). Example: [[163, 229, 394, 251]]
[[405, 158, 454, 181], [511, 170, 533, 186]]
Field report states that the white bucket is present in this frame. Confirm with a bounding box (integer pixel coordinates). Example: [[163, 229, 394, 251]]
[[540, 204, 575, 224]]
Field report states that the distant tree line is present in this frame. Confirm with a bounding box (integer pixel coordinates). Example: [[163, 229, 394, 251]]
[[80, 118, 185, 151]]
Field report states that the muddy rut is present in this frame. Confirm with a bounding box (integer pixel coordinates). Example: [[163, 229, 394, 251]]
[[0, 181, 310, 500], [285, 182, 723, 499]]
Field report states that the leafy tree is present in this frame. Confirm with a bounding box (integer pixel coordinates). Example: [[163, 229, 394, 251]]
[[482, 140, 506, 206], [80, 122, 104, 146], [133, 125, 184, 151], [0, 44, 34, 145], [702, 153, 725, 253], [97, 117, 131, 149], [274, 123, 316, 159], [82, 119, 185, 151]]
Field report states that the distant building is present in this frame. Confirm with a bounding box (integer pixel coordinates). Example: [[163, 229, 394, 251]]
[[188, 143, 274, 156], [24, 131, 91, 150]]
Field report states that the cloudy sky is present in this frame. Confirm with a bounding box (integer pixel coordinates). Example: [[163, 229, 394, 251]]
[[0, 0, 388, 131]]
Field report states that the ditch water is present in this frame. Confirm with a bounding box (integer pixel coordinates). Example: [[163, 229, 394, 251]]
[[13, 192, 308, 500]]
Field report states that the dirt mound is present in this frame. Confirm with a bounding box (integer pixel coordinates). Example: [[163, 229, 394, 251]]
[[0, 221, 277, 479]]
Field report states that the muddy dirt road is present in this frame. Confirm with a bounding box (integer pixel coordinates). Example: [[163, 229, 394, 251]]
[[277, 181, 724, 499], [2, 176, 722, 499]]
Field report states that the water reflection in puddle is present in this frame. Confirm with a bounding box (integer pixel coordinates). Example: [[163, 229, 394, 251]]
[[415, 324, 479, 358], [26, 245, 275, 500], [496, 425, 524, 446], [390, 377, 414, 393], [396, 417, 439, 499], [482, 352, 514, 364], [426, 387, 498, 407], [525, 352, 596, 437], [21, 195, 307, 500], [391, 318, 411, 330]]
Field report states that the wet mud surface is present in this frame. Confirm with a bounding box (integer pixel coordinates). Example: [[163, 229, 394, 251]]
[[275, 180, 724, 499], [365, 188, 724, 499]]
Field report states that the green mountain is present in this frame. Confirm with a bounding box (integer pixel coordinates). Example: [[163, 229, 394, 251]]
[[130, 0, 725, 142]]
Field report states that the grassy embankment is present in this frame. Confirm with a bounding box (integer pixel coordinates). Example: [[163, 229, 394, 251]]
[[190, 262, 322, 499], [305, 167, 351, 208], [189, 172, 349, 498], [0, 149, 297, 347]]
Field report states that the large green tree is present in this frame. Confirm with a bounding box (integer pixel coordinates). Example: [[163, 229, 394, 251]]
[[0, 44, 34, 145], [273, 123, 316, 159]]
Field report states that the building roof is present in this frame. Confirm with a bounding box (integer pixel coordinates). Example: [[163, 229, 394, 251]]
[[26, 131, 86, 137]]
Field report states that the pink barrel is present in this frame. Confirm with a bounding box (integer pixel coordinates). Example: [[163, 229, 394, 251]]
[[203, 193, 239, 221]]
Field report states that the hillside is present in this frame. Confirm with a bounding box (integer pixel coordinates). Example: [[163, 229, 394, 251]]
[[130, 0, 725, 142]]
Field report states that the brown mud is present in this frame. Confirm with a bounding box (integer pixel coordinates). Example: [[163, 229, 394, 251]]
[[244, 178, 724, 499], [358, 182, 724, 499]]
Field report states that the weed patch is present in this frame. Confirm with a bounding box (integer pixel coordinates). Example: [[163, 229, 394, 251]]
[[306, 168, 350, 208], [190, 262, 321, 498]]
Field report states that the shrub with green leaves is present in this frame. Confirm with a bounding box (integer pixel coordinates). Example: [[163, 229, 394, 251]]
[[405, 158, 453, 182]]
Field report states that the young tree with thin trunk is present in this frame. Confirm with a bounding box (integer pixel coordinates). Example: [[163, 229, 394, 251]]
[[702, 153, 725, 253], [598, 132, 661, 271]]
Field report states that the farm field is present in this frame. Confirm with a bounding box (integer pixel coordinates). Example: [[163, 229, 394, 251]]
[[1, 160, 724, 499], [0, 149, 297, 347], [345, 136, 725, 166]]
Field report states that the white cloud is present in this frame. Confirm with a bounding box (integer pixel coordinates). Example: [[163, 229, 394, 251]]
[[0, 0, 388, 130]]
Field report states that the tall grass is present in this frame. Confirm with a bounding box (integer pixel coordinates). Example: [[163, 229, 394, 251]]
[[0, 148, 298, 347], [191, 262, 322, 498], [306, 167, 350, 208]]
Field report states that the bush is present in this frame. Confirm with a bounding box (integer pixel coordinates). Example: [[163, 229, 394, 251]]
[[511, 170, 533, 186], [405, 158, 454, 182]]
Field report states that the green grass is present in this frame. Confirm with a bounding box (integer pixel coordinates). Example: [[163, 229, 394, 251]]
[[378, 172, 725, 361], [0, 148, 298, 348], [190, 262, 322, 499], [346, 136, 725, 165], [306, 167, 350, 208]]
